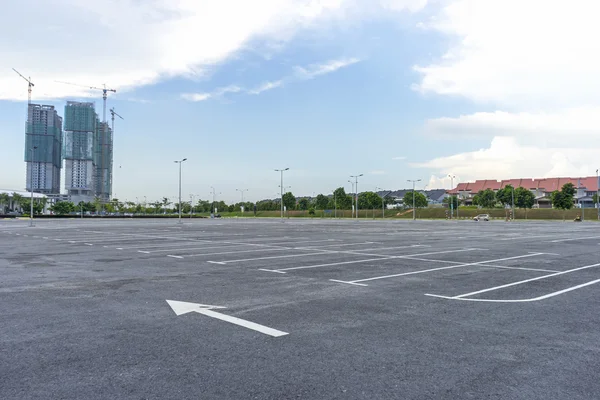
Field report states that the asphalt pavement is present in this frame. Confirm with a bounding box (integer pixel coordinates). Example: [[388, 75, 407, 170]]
[[1, 217, 600, 399]]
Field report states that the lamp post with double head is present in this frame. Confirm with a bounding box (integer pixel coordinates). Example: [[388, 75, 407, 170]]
[[274, 168, 289, 219], [236, 189, 249, 213], [407, 179, 422, 221], [174, 158, 187, 223], [29, 146, 38, 227], [448, 174, 456, 219], [350, 174, 363, 219]]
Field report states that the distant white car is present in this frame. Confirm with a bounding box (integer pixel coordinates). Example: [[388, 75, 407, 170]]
[[474, 214, 489, 221]]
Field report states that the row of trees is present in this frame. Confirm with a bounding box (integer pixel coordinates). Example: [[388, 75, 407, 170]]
[[0, 192, 47, 215], [467, 183, 595, 213], [469, 185, 536, 209]]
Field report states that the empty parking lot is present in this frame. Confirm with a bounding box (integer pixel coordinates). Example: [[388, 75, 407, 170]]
[[1, 218, 600, 399]]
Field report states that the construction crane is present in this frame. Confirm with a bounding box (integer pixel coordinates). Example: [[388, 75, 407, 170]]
[[109, 108, 124, 200], [56, 80, 117, 201], [12, 68, 34, 105], [109, 107, 124, 132], [14, 69, 36, 194]]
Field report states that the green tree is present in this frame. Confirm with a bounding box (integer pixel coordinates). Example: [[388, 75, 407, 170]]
[[12, 193, 23, 211], [443, 195, 459, 210], [282, 192, 296, 211], [402, 191, 427, 209], [93, 196, 102, 213], [514, 187, 535, 218], [383, 193, 394, 208], [315, 194, 329, 210], [593, 193, 598, 206], [562, 182, 576, 198], [496, 185, 514, 208], [358, 192, 383, 211], [0, 192, 9, 213], [473, 189, 496, 208], [298, 198, 309, 211], [20, 199, 43, 215], [308, 207, 315, 216], [51, 201, 74, 215], [333, 187, 351, 209], [552, 183, 576, 219]]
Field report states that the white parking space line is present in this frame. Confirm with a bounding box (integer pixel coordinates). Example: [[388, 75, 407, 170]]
[[331, 253, 546, 286], [550, 235, 600, 243], [295, 242, 375, 249], [169, 247, 291, 259], [269, 239, 337, 246], [450, 262, 600, 299], [426, 279, 600, 303], [499, 234, 557, 241], [140, 244, 253, 254], [274, 257, 395, 273], [262, 248, 484, 273], [212, 252, 328, 264], [118, 242, 213, 250]]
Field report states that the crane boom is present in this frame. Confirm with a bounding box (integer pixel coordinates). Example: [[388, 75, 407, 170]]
[[110, 108, 124, 120], [55, 80, 90, 88], [13, 68, 34, 105], [13, 68, 34, 86]]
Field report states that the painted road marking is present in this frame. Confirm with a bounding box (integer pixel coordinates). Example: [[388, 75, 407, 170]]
[[331, 253, 546, 286], [443, 262, 600, 300], [426, 279, 600, 303], [216, 252, 327, 264], [273, 257, 394, 273], [274, 248, 483, 273], [142, 244, 247, 254], [550, 235, 600, 243], [173, 247, 291, 259], [166, 300, 288, 338]]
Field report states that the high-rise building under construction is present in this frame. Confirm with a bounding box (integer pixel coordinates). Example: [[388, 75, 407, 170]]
[[63, 101, 97, 203], [94, 120, 113, 201], [63, 101, 114, 203], [24, 104, 63, 194]]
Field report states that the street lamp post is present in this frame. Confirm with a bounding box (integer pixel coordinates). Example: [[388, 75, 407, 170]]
[[189, 194, 195, 218], [448, 174, 456, 219], [174, 158, 187, 223], [333, 189, 337, 218], [597, 169, 599, 221], [511, 186, 515, 221], [29, 146, 38, 226], [350, 174, 363, 220], [376, 187, 386, 220], [407, 179, 422, 221], [236, 189, 249, 213], [348, 180, 355, 218], [275, 168, 289, 219]]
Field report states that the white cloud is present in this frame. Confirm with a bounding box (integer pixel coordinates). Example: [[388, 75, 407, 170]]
[[294, 58, 362, 79], [181, 56, 360, 101], [248, 80, 284, 95], [413, 0, 600, 109], [181, 85, 242, 102], [1, 0, 427, 101], [181, 93, 212, 102], [413, 136, 599, 182], [413, 0, 600, 184], [424, 108, 600, 144]]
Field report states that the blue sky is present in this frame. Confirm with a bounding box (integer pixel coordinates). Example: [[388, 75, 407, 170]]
[[2, 0, 600, 203]]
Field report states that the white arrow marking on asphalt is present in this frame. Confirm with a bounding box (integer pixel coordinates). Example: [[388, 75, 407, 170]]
[[166, 300, 288, 338]]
